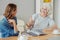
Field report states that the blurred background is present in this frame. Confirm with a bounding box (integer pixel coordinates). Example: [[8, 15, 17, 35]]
[[0, 0, 60, 28], [0, 0, 35, 23]]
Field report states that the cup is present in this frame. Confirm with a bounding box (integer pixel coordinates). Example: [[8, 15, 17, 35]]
[[18, 35, 28, 40]]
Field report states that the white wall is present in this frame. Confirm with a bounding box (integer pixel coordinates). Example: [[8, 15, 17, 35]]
[[36, 0, 40, 13], [0, 0, 34, 23]]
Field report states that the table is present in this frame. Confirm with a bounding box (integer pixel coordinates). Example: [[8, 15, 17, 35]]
[[28, 34, 60, 40], [0, 30, 60, 40]]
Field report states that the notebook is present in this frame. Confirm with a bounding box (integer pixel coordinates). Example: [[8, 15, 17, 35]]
[[27, 29, 46, 36]]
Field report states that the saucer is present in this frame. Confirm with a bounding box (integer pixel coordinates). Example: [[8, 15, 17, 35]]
[[52, 30, 60, 34]]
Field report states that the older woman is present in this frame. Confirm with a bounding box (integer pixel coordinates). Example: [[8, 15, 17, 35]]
[[26, 5, 57, 36]]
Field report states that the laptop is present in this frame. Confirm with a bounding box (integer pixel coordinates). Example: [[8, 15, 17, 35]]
[[27, 29, 46, 36]]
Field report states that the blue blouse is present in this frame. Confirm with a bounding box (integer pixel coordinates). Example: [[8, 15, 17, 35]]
[[0, 16, 19, 38]]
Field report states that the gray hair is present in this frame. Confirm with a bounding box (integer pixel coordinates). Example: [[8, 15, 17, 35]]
[[40, 3, 52, 15]]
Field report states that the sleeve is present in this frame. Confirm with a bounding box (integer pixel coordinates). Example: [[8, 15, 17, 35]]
[[9, 29, 19, 36], [31, 13, 38, 21], [48, 18, 55, 27]]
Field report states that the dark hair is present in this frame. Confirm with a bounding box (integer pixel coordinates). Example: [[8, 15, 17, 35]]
[[3, 3, 17, 19]]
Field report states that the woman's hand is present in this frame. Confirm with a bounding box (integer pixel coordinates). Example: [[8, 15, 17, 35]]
[[43, 28, 53, 34], [26, 17, 34, 29], [8, 19, 15, 24]]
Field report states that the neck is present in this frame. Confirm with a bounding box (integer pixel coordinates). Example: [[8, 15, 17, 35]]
[[40, 13, 47, 18]]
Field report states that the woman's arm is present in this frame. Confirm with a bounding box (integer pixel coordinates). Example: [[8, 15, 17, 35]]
[[8, 19, 18, 33], [43, 24, 57, 34], [26, 17, 34, 29]]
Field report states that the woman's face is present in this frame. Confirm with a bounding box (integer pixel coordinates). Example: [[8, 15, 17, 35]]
[[11, 9, 17, 17], [40, 7, 49, 17]]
